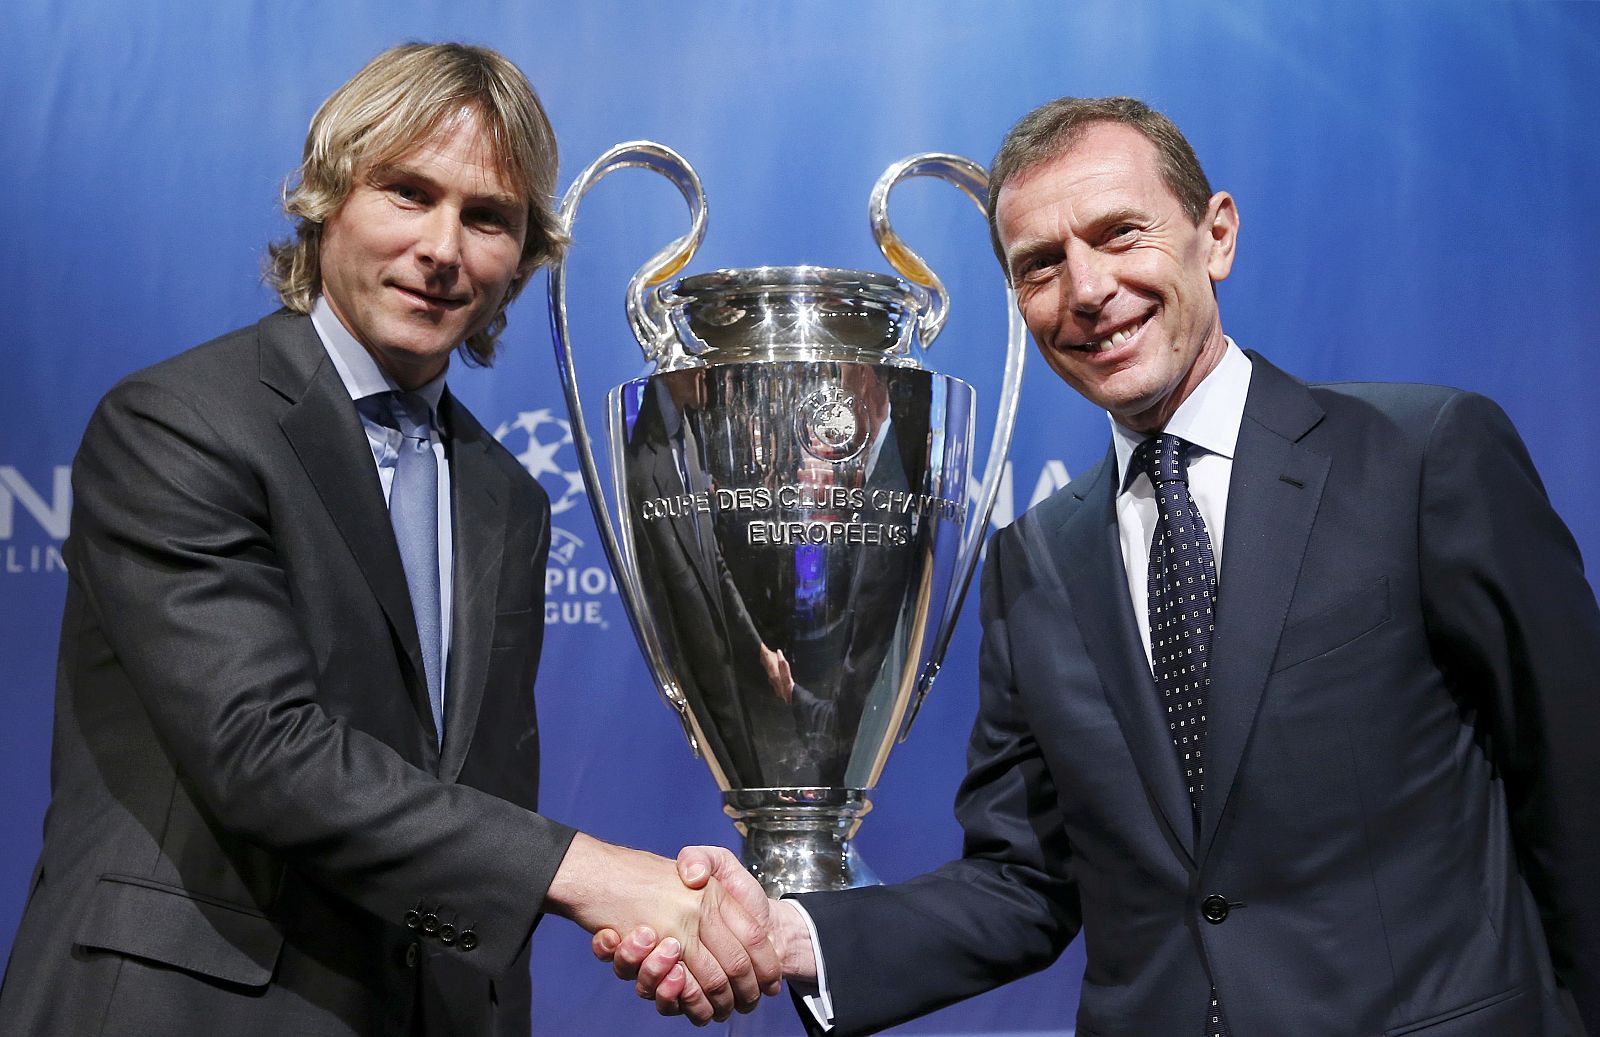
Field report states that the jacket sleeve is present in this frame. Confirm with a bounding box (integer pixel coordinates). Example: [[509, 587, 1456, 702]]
[[793, 528, 1082, 1036], [1417, 390, 1600, 1032], [68, 375, 576, 976]]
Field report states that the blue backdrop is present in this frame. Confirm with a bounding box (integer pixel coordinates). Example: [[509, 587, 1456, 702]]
[[3, 3, 1597, 1033]]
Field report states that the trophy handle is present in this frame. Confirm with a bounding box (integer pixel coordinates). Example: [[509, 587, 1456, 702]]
[[548, 141, 709, 756], [869, 152, 984, 347], [870, 153, 1027, 742]]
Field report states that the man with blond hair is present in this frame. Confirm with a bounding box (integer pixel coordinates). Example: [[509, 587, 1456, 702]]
[[0, 42, 773, 1035]]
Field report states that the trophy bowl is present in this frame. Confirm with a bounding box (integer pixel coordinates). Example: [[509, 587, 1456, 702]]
[[550, 144, 1024, 895]]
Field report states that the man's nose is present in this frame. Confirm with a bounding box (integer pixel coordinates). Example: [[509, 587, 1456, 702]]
[[1061, 245, 1114, 316], [417, 208, 463, 269]]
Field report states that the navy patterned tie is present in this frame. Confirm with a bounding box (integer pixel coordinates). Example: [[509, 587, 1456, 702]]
[[370, 391, 444, 747], [1131, 433, 1226, 1037]]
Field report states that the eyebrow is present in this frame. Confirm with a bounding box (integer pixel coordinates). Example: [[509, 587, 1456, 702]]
[[1083, 205, 1149, 233], [1006, 203, 1154, 272], [369, 161, 525, 214], [1004, 237, 1057, 276]]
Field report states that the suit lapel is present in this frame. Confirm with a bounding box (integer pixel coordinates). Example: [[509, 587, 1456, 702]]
[[1058, 450, 1197, 864], [438, 393, 508, 781], [262, 313, 439, 755], [1199, 354, 1329, 858]]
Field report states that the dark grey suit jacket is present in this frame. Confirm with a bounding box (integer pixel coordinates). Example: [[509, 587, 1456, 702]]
[[0, 312, 576, 1036], [797, 354, 1600, 1036]]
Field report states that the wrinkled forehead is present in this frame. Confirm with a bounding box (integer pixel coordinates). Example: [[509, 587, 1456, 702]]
[[999, 127, 1177, 230], [1020, 123, 1167, 195]]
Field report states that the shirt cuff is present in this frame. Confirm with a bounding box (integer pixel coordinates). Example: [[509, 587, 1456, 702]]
[[784, 898, 834, 1031]]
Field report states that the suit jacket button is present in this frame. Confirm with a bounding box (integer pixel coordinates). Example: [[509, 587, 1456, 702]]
[[1201, 894, 1230, 924], [403, 910, 420, 930], [404, 943, 420, 968], [458, 929, 478, 951], [438, 923, 456, 945], [422, 913, 440, 935]]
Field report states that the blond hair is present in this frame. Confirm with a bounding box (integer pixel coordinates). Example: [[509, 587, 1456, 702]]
[[267, 42, 568, 365]]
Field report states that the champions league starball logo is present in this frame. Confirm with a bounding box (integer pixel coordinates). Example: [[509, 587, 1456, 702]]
[[493, 408, 587, 516], [493, 408, 615, 628]]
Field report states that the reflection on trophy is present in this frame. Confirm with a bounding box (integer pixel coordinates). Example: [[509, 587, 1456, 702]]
[[550, 143, 1025, 896]]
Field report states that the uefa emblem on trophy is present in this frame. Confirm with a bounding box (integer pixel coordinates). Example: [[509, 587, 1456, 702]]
[[549, 143, 1025, 896]]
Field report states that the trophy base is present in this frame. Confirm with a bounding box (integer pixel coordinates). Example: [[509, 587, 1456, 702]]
[[723, 788, 878, 897]]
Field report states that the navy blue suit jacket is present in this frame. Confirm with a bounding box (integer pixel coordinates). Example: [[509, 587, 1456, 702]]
[[798, 354, 1599, 1036]]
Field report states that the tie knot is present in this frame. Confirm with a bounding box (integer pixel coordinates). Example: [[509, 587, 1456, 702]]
[[1132, 433, 1191, 486], [363, 391, 432, 442]]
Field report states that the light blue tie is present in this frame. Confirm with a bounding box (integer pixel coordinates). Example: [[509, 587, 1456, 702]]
[[378, 391, 444, 746]]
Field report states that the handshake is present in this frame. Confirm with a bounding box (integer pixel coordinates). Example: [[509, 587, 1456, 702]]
[[550, 834, 817, 1025]]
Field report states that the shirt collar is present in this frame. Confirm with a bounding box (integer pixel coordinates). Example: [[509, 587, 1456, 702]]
[[310, 296, 448, 422], [1113, 337, 1252, 492]]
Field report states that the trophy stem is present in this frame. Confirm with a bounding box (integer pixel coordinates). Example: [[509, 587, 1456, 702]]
[[723, 789, 878, 897]]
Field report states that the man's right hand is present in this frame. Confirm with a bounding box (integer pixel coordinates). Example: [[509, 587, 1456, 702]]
[[547, 835, 781, 1024], [594, 846, 819, 1021]]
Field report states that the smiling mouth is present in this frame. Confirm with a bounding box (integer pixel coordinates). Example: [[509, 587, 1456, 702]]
[[394, 284, 466, 309], [1071, 313, 1152, 353]]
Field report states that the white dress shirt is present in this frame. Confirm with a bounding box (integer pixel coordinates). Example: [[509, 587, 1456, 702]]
[[792, 340, 1254, 1029], [1113, 340, 1251, 664], [310, 296, 455, 710]]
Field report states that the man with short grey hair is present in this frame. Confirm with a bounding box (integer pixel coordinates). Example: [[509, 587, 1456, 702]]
[[610, 95, 1600, 1037]]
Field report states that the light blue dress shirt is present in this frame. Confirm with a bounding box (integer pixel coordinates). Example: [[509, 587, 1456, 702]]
[[310, 296, 455, 718]]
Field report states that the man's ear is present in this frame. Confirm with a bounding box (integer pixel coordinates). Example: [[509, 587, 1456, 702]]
[[1205, 191, 1239, 284], [506, 255, 541, 302]]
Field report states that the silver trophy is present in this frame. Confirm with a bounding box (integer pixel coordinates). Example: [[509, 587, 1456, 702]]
[[550, 143, 1025, 896]]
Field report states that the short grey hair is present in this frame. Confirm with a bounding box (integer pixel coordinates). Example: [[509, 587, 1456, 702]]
[[986, 96, 1213, 273]]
